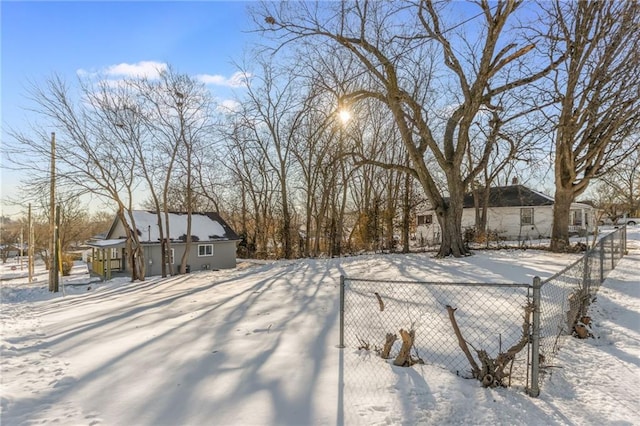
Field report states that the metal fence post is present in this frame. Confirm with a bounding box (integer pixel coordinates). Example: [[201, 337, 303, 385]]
[[599, 239, 605, 284], [611, 234, 615, 270], [529, 276, 542, 397], [582, 251, 590, 298], [339, 275, 345, 348]]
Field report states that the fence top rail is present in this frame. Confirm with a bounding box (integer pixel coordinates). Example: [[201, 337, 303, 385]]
[[541, 226, 623, 286], [541, 255, 585, 286], [343, 276, 531, 288]]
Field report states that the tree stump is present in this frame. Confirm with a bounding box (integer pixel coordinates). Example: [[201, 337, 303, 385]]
[[381, 333, 397, 359], [393, 329, 414, 366]]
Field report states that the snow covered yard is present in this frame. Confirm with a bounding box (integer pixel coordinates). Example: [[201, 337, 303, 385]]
[[1, 231, 639, 425]]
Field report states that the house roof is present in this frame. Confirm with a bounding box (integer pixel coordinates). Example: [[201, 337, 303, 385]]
[[463, 185, 554, 208], [110, 211, 240, 243], [86, 239, 127, 249]]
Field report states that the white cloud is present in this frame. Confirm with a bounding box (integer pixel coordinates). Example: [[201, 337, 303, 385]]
[[217, 99, 241, 113], [197, 71, 250, 88], [104, 61, 168, 79], [75, 61, 168, 81]]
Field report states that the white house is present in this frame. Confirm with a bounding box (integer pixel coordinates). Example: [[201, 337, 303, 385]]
[[416, 185, 593, 244]]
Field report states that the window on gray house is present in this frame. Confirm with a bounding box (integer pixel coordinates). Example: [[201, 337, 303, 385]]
[[520, 208, 534, 226], [198, 244, 213, 257], [164, 248, 175, 264]]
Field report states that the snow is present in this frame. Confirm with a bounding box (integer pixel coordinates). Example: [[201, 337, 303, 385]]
[[1, 230, 639, 425], [85, 239, 126, 248], [124, 211, 229, 242]]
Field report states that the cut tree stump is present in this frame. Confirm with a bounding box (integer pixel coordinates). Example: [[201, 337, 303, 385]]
[[393, 329, 415, 366], [381, 333, 397, 359]]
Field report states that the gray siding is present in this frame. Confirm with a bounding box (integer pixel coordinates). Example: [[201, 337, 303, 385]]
[[141, 241, 237, 277]]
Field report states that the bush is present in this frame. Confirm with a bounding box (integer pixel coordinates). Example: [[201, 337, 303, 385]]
[[61, 253, 74, 276]]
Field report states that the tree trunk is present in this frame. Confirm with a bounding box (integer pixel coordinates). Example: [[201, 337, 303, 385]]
[[551, 186, 573, 252], [134, 244, 146, 281], [401, 172, 411, 253], [381, 333, 398, 359], [435, 180, 469, 257], [393, 329, 415, 367], [385, 180, 395, 251], [281, 200, 292, 259]]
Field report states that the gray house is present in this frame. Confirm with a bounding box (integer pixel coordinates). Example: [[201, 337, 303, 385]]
[[89, 210, 240, 278]]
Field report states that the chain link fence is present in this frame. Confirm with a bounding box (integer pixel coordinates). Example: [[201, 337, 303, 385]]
[[532, 226, 627, 394], [339, 277, 533, 388], [339, 226, 628, 396]]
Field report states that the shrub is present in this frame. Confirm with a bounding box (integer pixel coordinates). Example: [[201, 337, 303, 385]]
[[61, 253, 74, 276]]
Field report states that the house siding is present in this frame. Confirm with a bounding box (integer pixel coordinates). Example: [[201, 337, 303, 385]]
[[142, 241, 237, 276], [111, 219, 130, 241], [461, 206, 555, 239], [101, 211, 240, 278], [417, 203, 592, 243]]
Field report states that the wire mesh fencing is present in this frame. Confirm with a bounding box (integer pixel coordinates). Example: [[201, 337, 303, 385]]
[[339, 277, 533, 388], [534, 226, 628, 393], [340, 226, 628, 397]]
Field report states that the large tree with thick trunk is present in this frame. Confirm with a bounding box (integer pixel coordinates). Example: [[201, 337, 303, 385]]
[[254, 0, 563, 257], [543, 0, 640, 252]]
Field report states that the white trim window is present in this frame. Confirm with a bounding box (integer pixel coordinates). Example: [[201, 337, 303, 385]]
[[417, 214, 433, 226], [198, 244, 213, 257], [165, 248, 175, 265], [570, 210, 583, 226], [520, 208, 534, 226]]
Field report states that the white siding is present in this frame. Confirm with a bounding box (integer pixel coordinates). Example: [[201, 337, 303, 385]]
[[460, 206, 554, 239], [416, 204, 592, 242]]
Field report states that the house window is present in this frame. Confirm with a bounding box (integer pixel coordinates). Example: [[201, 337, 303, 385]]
[[570, 210, 582, 226], [110, 248, 119, 259], [520, 208, 534, 226], [417, 214, 433, 226], [164, 248, 175, 265], [198, 244, 213, 257]]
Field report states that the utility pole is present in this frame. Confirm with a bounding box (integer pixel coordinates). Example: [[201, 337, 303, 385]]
[[49, 132, 56, 292], [52, 204, 60, 293], [19, 226, 24, 270], [28, 203, 34, 283]]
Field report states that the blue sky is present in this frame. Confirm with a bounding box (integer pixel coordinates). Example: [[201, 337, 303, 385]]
[[1, 1, 257, 217]]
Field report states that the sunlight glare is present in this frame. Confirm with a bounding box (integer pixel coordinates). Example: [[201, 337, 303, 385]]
[[338, 109, 352, 124]]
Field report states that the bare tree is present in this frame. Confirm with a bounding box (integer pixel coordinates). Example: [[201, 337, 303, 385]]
[[132, 68, 216, 274], [542, 0, 640, 251], [7, 75, 148, 280], [289, 89, 340, 257], [232, 59, 308, 259], [224, 115, 278, 259], [467, 104, 548, 239], [0, 217, 21, 264], [592, 141, 640, 220], [254, 0, 563, 257]]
